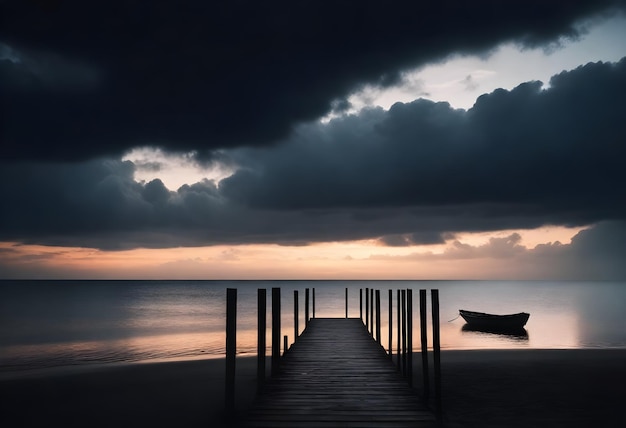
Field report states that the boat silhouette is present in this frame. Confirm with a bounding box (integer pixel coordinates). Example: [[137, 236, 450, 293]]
[[459, 309, 529, 336]]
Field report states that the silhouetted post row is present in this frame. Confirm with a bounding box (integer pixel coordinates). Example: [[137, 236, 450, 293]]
[[226, 285, 443, 416]]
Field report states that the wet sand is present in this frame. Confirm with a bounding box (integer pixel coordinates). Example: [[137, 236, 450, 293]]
[[437, 349, 626, 427], [1, 349, 624, 427]]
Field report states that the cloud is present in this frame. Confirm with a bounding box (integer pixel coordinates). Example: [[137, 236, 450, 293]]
[[0, 42, 100, 91], [378, 232, 449, 247], [2, 0, 625, 160], [217, 249, 242, 262], [0, 58, 625, 250], [444, 234, 527, 259], [462, 74, 479, 91], [220, 58, 626, 222], [550, 221, 626, 278], [369, 222, 626, 279]]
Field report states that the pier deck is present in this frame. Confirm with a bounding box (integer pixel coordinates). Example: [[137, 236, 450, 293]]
[[246, 317, 436, 427]]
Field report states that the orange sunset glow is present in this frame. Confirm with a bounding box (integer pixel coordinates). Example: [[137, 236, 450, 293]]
[[0, 226, 584, 279]]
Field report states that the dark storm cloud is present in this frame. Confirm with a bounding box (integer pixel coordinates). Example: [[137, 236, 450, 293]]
[[373, 222, 626, 280], [0, 159, 234, 249], [2, 0, 625, 160], [378, 232, 449, 247], [1, 58, 625, 250], [221, 58, 626, 228], [0, 159, 459, 249], [549, 221, 626, 278]]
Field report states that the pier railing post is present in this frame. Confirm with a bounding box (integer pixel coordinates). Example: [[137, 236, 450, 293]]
[[370, 288, 374, 337], [257, 289, 266, 393], [401, 289, 407, 376], [396, 289, 401, 371], [420, 289, 430, 403], [375, 289, 381, 345], [294, 290, 299, 343], [271, 287, 281, 376], [283, 335, 288, 356], [360, 288, 363, 322], [225, 288, 237, 412], [365, 287, 369, 331], [432, 289, 443, 424], [305, 288, 310, 328], [388, 289, 392, 359], [407, 288, 413, 387], [345, 287, 348, 318]]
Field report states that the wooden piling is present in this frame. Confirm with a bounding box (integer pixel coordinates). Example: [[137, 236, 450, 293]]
[[396, 289, 401, 371], [432, 289, 443, 423], [283, 335, 288, 356], [225, 288, 237, 411], [388, 289, 392, 359], [345, 287, 348, 318], [420, 289, 430, 403], [360, 288, 363, 322], [407, 288, 413, 387], [370, 288, 374, 337], [305, 288, 310, 328], [257, 288, 266, 393], [294, 290, 299, 343], [365, 287, 369, 331], [401, 289, 407, 376], [271, 287, 281, 376], [375, 289, 381, 345]]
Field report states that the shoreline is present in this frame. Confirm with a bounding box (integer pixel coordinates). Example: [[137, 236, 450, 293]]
[[4, 345, 625, 381], [1, 349, 624, 427]]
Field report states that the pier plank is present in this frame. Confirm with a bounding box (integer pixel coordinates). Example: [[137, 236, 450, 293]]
[[246, 318, 436, 427]]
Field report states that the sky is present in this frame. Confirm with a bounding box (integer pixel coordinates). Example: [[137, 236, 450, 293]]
[[1, 0, 626, 280]]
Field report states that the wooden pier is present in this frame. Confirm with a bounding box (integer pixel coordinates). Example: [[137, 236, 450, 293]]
[[245, 317, 437, 427]]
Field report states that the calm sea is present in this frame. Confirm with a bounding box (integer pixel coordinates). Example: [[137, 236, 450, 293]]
[[1, 280, 625, 376]]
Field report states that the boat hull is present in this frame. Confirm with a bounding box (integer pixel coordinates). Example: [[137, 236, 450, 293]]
[[459, 309, 530, 331]]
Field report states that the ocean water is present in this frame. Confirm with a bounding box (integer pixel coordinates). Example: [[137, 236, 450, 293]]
[[1, 280, 625, 376]]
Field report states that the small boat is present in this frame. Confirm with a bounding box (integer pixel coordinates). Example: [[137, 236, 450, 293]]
[[459, 309, 530, 331]]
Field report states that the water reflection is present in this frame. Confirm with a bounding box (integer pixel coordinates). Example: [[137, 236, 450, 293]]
[[576, 282, 626, 348], [2, 280, 625, 376], [461, 324, 529, 341], [0, 331, 226, 376]]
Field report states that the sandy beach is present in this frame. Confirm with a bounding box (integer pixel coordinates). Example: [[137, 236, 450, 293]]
[[438, 349, 626, 428], [1, 349, 624, 427]]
